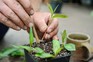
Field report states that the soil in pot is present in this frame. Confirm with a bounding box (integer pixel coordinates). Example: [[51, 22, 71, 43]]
[[25, 41, 71, 62]]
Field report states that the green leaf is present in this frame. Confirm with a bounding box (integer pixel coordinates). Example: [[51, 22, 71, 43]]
[[0, 47, 17, 59], [0, 53, 7, 59], [48, 4, 54, 16], [53, 14, 68, 18], [56, 47, 63, 55], [10, 49, 24, 57], [64, 43, 76, 51], [35, 53, 54, 58], [13, 45, 33, 52], [53, 5, 59, 13], [29, 27, 34, 46], [62, 30, 67, 44], [33, 47, 44, 54], [52, 40, 61, 56]]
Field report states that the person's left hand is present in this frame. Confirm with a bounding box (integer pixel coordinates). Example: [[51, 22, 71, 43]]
[[29, 12, 59, 40]]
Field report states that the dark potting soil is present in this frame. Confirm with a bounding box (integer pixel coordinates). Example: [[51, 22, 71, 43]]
[[30, 41, 71, 62]]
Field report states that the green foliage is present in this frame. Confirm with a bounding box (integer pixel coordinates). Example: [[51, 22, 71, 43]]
[[48, 4, 67, 19], [31, 47, 54, 58], [35, 53, 54, 58], [10, 49, 24, 57], [64, 43, 76, 51], [48, 4, 54, 17], [53, 5, 59, 14], [62, 30, 67, 44], [29, 27, 34, 46], [52, 40, 61, 56], [53, 14, 68, 18], [0, 47, 18, 59], [33, 47, 44, 54], [61, 30, 76, 51], [13, 45, 33, 52]]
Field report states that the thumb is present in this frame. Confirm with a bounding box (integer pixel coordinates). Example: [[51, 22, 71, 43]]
[[34, 19, 48, 33]]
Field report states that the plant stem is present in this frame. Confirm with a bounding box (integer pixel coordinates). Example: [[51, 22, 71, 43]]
[[33, 25, 40, 43]]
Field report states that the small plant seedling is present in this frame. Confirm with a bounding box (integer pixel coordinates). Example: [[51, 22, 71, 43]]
[[42, 4, 68, 40], [48, 4, 67, 19]]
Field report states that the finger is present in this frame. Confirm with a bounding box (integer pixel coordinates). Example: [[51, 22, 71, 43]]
[[0, 2, 25, 29], [47, 18, 58, 33], [17, 0, 34, 14], [34, 19, 48, 33], [3, 0, 32, 27], [0, 13, 21, 30], [53, 35, 59, 40], [45, 27, 58, 39]]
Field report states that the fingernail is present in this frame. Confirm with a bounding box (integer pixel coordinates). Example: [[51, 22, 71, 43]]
[[47, 29, 52, 33], [40, 26, 47, 32], [23, 26, 27, 30], [45, 34, 50, 39], [29, 23, 33, 27], [30, 10, 34, 15], [47, 34, 50, 39], [17, 27, 21, 30]]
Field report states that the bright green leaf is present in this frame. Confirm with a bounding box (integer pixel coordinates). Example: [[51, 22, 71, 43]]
[[0, 52, 8, 59], [56, 47, 63, 56], [29, 27, 34, 46], [33, 47, 44, 54], [62, 30, 67, 44], [48, 4, 54, 16], [0, 47, 17, 59], [10, 49, 24, 57], [53, 14, 68, 18], [64, 43, 76, 51], [13, 45, 33, 52], [35, 53, 54, 58], [52, 40, 61, 56]]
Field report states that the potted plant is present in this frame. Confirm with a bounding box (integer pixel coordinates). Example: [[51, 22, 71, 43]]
[[22, 4, 75, 62], [22, 29, 76, 62], [0, 4, 76, 62], [50, 0, 63, 13]]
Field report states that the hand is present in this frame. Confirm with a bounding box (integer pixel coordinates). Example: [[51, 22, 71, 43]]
[[30, 12, 58, 40], [0, 0, 33, 30]]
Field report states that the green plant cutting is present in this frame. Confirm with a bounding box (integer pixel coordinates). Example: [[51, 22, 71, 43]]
[[48, 4, 67, 19], [0, 4, 75, 59]]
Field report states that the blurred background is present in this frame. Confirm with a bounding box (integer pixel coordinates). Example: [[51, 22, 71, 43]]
[[0, 0, 93, 61]]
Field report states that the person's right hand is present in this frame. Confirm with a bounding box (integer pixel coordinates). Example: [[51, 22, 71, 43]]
[[0, 0, 33, 30]]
